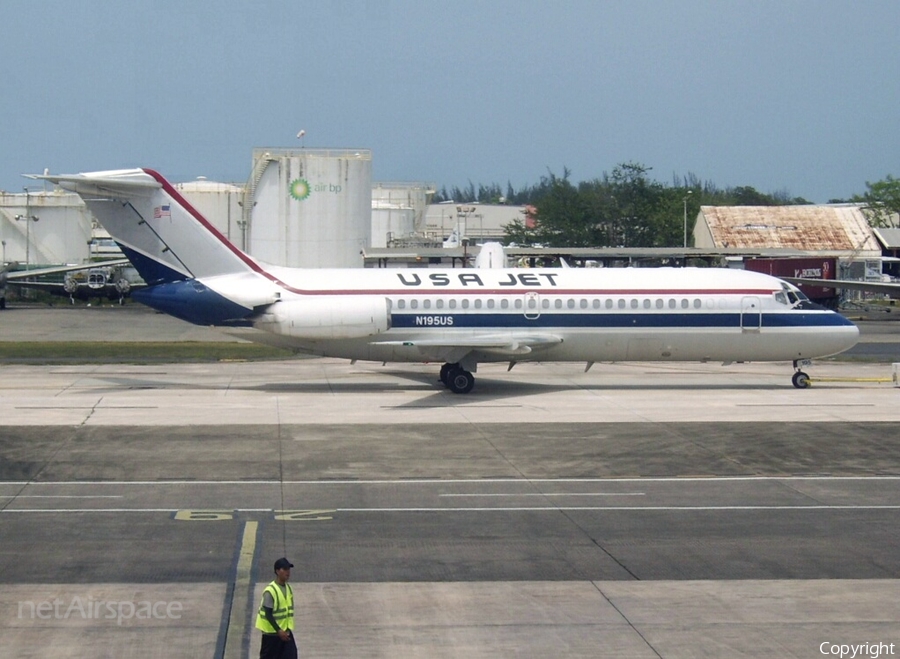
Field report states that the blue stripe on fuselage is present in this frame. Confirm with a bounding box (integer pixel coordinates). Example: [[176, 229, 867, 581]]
[[390, 312, 853, 329], [133, 280, 253, 326]]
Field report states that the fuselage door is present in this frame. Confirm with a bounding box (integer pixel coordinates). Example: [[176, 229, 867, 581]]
[[741, 296, 761, 332], [524, 292, 540, 320]]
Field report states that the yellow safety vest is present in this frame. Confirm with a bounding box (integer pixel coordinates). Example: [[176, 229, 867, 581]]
[[255, 581, 295, 633]]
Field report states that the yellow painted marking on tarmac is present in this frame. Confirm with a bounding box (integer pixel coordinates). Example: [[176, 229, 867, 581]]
[[224, 520, 258, 659], [808, 377, 893, 384], [274, 509, 334, 521], [174, 510, 234, 521]]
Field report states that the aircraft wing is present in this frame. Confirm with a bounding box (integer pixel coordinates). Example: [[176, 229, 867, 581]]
[[373, 334, 563, 359], [6, 280, 70, 291], [784, 277, 900, 299], [4, 259, 131, 281]]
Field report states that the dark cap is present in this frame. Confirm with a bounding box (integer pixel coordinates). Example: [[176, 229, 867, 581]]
[[274, 558, 294, 571]]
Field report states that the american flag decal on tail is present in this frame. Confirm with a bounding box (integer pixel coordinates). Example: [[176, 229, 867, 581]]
[[153, 204, 171, 219]]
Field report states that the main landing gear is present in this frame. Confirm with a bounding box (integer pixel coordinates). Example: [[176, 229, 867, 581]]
[[792, 360, 811, 389], [440, 362, 475, 394]]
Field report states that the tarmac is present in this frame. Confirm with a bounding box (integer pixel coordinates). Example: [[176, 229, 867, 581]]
[[1, 303, 900, 658]]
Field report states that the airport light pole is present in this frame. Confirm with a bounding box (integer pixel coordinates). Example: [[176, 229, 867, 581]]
[[15, 188, 40, 270], [682, 190, 693, 249]]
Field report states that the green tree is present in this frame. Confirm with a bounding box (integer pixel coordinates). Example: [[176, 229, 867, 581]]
[[498, 164, 807, 247], [852, 175, 900, 227], [533, 169, 596, 246]]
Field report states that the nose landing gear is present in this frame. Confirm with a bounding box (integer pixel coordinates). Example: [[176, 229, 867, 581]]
[[792, 360, 811, 389]]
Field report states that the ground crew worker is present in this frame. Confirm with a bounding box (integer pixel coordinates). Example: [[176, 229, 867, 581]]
[[256, 557, 297, 659]]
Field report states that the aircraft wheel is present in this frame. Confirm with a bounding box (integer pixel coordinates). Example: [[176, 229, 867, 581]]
[[439, 363, 454, 386], [792, 371, 811, 389], [447, 368, 475, 394]]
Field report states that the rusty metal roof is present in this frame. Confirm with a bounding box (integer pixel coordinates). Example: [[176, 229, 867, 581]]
[[699, 205, 879, 252]]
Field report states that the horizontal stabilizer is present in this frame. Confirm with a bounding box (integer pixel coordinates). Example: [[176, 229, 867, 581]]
[[30, 170, 162, 196]]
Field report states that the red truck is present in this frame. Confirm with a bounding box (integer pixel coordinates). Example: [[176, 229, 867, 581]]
[[744, 258, 838, 307]]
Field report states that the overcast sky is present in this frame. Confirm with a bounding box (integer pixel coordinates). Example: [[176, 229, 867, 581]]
[[2, 0, 897, 202]]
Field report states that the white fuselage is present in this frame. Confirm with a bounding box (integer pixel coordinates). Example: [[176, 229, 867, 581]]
[[247, 265, 858, 365]]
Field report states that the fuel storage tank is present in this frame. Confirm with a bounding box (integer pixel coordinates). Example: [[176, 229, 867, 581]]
[[371, 182, 434, 248], [175, 178, 245, 249], [0, 189, 93, 266], [248, 148, 372, 268]]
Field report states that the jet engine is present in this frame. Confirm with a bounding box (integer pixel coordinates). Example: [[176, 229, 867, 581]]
[[256, 295, 391, 341]]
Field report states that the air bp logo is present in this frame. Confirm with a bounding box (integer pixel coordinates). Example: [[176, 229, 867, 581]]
[[289, 178, 311, 201]]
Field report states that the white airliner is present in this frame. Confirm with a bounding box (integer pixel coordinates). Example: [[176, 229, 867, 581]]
[[34, 168, 859, 392]]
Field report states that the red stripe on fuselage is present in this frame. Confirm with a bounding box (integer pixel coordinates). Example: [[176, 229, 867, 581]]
[[280, 287, 778, 296]]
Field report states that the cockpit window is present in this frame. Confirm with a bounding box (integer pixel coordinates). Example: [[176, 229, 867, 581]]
[[777, 284, 811, 307]]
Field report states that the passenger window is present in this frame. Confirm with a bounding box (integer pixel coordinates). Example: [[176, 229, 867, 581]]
[[515, 299, 524, 309], [462, 299, 470, 309], [593, 299, 601, 309], [681, 299, 689, 309], [693, 299, 701, 309], [397, 299, 406, 309], [567, 299, 575, 309], [436, 299, 444, 309], [411, 299, 418, 309], [475, 299, 482, 309], [668, 299, 676, 309], [656, 299, 664, 309], [501, 299, 509, 309], [643, 299, 651, 309], [606, 299, 613, 309], [580, 299, 588, 309], [618, 299, 626, 309], [541, 299, 549, 309], [449, 299, 457, 309], [487, 299, 496, 309], [555, 299, 563, 309], [423, 299, 431, 309], [630, 299, 639, 309]]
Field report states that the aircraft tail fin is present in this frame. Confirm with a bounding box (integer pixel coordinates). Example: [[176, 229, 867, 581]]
[[34, 168, 258, 286], [34, 169, 280, 325]]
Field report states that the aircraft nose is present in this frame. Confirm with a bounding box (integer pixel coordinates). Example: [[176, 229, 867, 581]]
[[830, 321, 860, 355]]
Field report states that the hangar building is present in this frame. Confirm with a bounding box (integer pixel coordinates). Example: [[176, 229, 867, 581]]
[[693, 205, 881, 258]]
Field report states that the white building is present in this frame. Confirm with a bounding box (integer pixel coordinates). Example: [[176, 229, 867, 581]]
[[0, 189, 97, 266], [423, 203, 528, 244]]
